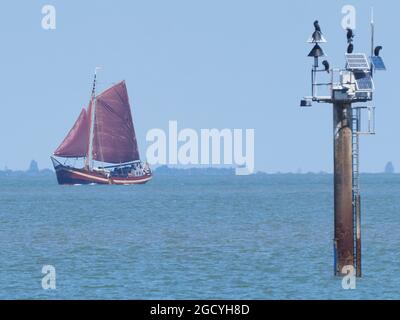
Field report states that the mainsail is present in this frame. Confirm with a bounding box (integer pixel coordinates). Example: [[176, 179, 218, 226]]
[[90, 81, 140, 164], [54, 108, 89, 158]]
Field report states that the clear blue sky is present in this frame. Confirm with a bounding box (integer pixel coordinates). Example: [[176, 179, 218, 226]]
[[0, 0, 397, 172]]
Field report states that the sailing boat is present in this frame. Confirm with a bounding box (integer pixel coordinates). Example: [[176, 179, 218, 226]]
[[51, 72, 152, 185]]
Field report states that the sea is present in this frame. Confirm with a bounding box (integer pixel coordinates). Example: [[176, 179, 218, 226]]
[[0, 173, 399, 300]]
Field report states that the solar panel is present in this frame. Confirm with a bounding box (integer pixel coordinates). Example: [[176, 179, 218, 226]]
[[370, 56, 386, 70], [353, 72, 374, 91], [345, 53, 370, 70], [355, 91, 371, 100]]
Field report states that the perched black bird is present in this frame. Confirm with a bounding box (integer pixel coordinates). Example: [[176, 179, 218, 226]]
[[347, 43, 354, 54], [312, 30, 322, 42], [311, 20, 324, 42], [347, 28, 354, 43], [314, 20, 321, 32], [374, 46, 383, 56], [322, 60, 330, 73]]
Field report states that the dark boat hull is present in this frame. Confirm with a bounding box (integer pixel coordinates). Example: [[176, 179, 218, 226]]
[[51, 158, 152, 185]]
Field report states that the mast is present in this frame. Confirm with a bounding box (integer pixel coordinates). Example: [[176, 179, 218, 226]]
[[370, 8, 375, 79], [371, 8, 375, 58], [86, 67, 101, 170]]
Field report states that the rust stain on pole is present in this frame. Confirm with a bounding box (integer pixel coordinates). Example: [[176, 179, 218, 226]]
[[356, 194, 362, 277], [333, 103, 354, 275]]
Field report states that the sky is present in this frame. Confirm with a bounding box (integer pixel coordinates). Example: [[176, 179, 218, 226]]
[[0, 0, 398, 173]]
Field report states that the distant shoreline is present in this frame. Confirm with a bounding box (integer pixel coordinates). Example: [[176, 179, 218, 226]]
[[1, 160, 397, 177], [0, 166, 398, 177]]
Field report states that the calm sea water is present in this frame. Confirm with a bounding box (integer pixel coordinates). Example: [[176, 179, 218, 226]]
[[0, 174, 399, 300]]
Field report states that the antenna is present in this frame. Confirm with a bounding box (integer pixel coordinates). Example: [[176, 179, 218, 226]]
[[371, 8, 375, 64], [86, 66, 103, 171], [300, 18, 386, 277], [92, 66, 103, 98]]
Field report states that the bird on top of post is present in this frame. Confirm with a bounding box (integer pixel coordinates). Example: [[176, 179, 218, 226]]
[[374, 46, 383, 56], [347, 28, 354, 44], [347, 43, 354, 54], [314, 20, 321, 32], [312, 20, 322, 42], [322, 60, 330, 73]]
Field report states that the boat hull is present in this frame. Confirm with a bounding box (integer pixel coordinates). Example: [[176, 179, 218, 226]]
[[51, 159, 152, 185]]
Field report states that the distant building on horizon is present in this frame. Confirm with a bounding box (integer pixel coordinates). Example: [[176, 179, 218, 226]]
[[27, 160, 39, 173], [384, 162, 395, 174], [0, 160, 53, 177]]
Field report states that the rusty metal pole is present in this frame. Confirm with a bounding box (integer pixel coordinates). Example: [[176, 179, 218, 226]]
[[356, 194, 362, 277], [333, 102, 354, 276]]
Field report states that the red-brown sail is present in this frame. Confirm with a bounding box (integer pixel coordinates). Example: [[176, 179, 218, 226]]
[[54, 108, 89, 158], [91, 81, 140, 164]]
